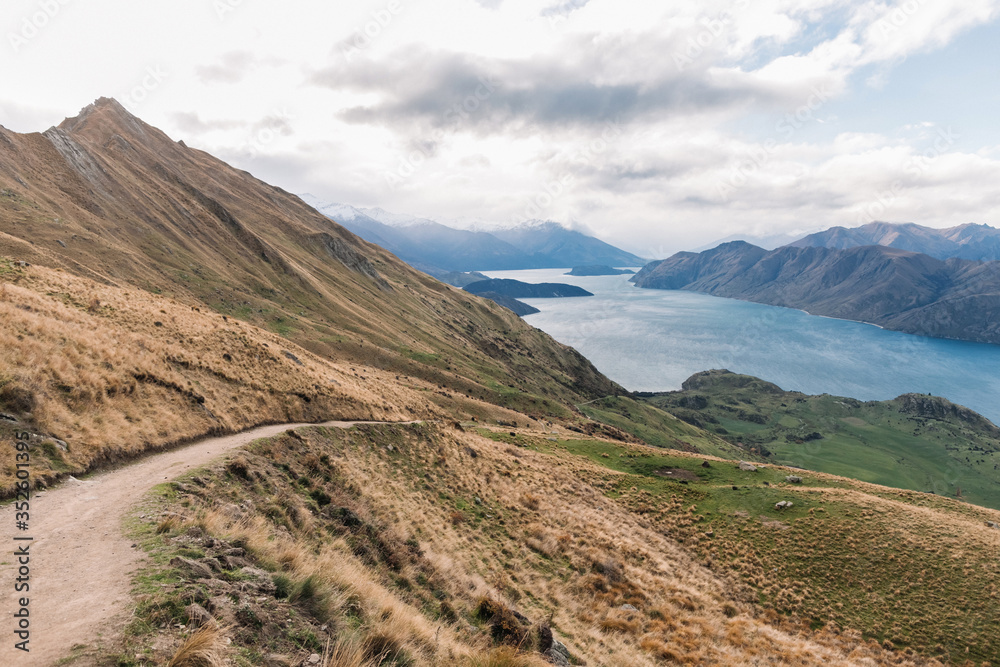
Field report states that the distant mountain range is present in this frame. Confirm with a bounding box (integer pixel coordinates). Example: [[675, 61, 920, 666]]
[[789, 221, 1000, 261], [300, 195, 645, 273], [632, 241, 1000, 345]]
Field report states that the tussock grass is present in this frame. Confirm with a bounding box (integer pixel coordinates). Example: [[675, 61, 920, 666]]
[[165, 623, 228, 667], [121, 422, 981, 666]]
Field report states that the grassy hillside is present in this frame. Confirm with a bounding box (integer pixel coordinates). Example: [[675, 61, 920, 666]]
[[0, 99, 622, 493], [576, 395, 752, 460], [641, 370, 1000, 509], [99, 422, 997, 666]]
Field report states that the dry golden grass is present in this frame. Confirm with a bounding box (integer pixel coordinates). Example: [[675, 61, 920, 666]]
[[142, 423, 969, 667], [165, 623, 228, 667], [323, 636, 382, 667], [0, 263, 540, 494]]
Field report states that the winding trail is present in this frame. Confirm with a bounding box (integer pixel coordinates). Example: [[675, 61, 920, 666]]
[[0, 420, 404, 666]]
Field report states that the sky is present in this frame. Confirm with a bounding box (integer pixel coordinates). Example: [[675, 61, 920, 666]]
[[2, 0, 1000, 258]]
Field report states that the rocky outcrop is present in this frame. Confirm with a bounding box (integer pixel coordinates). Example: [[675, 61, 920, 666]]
[[896, 394, 1000, 435]]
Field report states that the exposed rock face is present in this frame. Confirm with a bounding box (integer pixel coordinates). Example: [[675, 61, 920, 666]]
[[631, 241, 1000, 345]]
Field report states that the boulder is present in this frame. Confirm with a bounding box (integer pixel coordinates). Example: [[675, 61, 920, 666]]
[[987, 521, 999, 530], [786, 475, 803, 483], [774, 501, 793, 511], [238, 566, 277, 595], [170, 557, 214, 580], [185, 603, 215, 627], [544, 638, 571, 666], [621, 604, 638, 611], [738, 461, 757, 472]]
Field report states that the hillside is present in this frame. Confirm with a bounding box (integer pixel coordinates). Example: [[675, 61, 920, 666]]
[[790, 221, 1000, 262], [631, 241, 1000, 344], [4, 99, 1000, 667], [101, 421, 1000, 666], [639, 370, 1000, 509], [303, 196, 646, 272], [0, 98, 620, 491]]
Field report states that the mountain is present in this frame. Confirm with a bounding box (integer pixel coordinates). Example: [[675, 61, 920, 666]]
[[631, 241, 1000, 344], [693, 230, 806, 251], [299, 196, 527, 273], [302, 196, 646, 271], [789, 221, 1000, 261], [640, 369, 1000, 508], [6, 99, 1000, 667], [0, 98, 620, 485], [464, 278, 593, 298], [489, 219, 646, 267]]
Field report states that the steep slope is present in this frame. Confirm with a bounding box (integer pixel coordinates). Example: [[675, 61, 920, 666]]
[[0, 98, 622, 490], [789, 221, 1000, 261], [631, 241, 1000, 344]]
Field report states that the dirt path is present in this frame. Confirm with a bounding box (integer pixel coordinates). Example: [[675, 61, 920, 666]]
[[0, 420, 404, 666]]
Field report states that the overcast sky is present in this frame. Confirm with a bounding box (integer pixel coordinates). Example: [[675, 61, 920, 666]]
[[3, 0, 1000, 256]]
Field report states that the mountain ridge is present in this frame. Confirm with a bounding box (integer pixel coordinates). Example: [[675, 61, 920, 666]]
[[631, 241, 1000, 344], [302, 195, 646, 272], [789, 220, 1000, 261]]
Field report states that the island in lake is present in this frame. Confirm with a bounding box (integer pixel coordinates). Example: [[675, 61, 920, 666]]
[[566, 265, 636, 276], [464, 278, 594, 298]]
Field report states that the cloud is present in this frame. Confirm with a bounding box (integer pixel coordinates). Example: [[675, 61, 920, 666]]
[[170, 112, 244, 135], [311, 40, 784, 138], [541, 0, 591, 17], [195, 51, 283, 84]]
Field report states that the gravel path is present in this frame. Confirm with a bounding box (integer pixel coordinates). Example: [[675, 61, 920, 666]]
[[0, 420, 398, 666]]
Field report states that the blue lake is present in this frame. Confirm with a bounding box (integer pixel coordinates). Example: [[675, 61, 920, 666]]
[[484, 269, 1000, 425]]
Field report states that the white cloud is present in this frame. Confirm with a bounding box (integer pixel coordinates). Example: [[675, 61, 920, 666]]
[[1, 0, 999, 254]]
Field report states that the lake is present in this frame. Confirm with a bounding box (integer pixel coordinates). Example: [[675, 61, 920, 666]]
[[484, 268, 1000, 425]]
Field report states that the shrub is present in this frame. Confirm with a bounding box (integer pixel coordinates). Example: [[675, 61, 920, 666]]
[[289, 574, 332, 622], [520, 493, 540, 511]]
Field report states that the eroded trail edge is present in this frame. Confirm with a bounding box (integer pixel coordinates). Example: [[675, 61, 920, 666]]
[[0, 420, 406, 666]]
